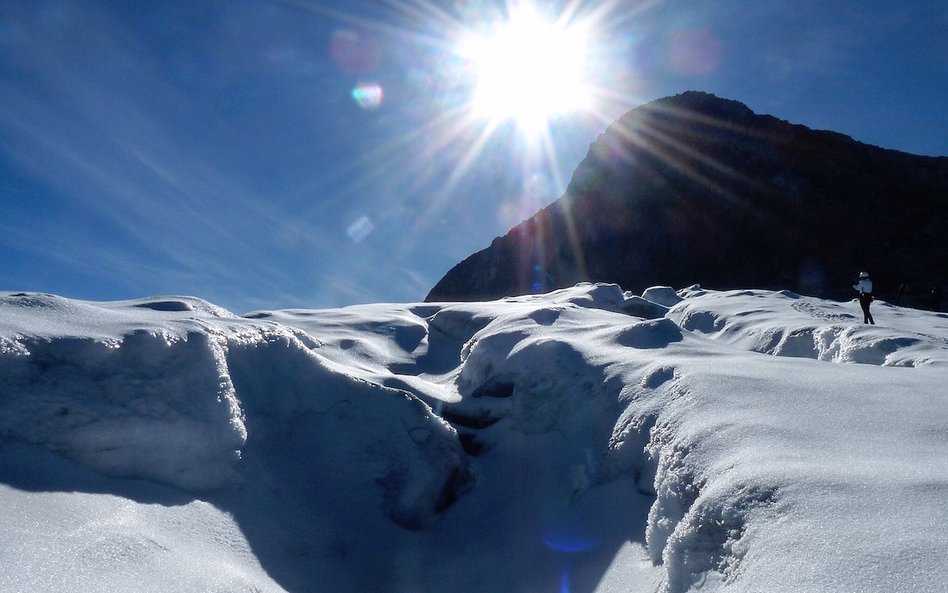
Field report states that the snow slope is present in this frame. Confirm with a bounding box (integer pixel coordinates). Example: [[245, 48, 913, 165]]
[[1, 285, 946, 593]]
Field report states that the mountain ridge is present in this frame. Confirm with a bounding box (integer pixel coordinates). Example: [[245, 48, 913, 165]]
[[427, 91, 947, 305]]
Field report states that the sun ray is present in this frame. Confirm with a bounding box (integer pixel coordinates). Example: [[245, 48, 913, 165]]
[[283, 0, 652, 268]]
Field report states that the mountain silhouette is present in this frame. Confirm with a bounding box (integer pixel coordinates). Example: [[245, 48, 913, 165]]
[[427, 92, 947, 307]]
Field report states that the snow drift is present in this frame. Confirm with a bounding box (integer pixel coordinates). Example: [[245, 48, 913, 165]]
[[1, 285, 946, 593]]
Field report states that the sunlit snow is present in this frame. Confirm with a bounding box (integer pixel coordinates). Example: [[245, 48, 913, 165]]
[[1, 284, 946, 593]]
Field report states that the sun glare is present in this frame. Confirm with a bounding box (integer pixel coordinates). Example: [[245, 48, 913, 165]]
[[459, 4, 593, 132]]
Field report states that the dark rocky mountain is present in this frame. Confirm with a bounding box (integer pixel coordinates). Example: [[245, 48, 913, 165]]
[[427, 92, 947, 308]]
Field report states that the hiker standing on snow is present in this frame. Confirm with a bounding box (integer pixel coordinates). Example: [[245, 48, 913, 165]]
[[853, 271, 875, 324]]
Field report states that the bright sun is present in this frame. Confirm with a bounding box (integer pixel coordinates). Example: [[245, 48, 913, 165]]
[[458, 4, 593, 132]]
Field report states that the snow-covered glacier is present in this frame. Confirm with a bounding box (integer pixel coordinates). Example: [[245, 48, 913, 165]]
[[1, 284, 946, 593]]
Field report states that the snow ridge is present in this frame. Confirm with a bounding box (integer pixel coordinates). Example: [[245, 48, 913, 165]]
[[0, 328, 245, 490], [0, 292, 470, 530]]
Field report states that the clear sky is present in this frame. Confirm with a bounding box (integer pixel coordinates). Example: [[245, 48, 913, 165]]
[[1, 0, 945, 313]]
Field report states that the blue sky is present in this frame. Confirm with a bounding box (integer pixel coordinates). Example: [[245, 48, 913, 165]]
[[1, 0, 945, 312]]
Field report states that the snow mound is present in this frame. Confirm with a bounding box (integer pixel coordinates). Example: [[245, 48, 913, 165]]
[[0, 326, 245, 490], [222, 325, 470, 529], [0, 292, 470, 528], [641, 286, 683, 307]]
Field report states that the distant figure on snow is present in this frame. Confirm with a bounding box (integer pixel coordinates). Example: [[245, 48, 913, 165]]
[[853, 271, 875, 324]]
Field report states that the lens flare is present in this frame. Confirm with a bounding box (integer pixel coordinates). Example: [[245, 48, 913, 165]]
[[667, 28, 722, 76], [347, 215, 374, 243], [542, 534, 599, 553], [352, 82, 384, 109]]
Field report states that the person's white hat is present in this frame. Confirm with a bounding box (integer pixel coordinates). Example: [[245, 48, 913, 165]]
[[859, 271, 869, 278]]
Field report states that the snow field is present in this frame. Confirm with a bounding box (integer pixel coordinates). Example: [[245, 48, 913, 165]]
[[1, 284, 946, 593]]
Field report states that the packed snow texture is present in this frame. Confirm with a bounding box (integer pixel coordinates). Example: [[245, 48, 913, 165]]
[[1, 285, 946, 593]]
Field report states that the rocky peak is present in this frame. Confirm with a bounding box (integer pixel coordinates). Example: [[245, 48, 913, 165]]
[[427, 92, 947, 306]]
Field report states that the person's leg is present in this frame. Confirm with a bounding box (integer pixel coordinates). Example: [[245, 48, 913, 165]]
[[861, 295, 875, 324], [860, 296, 871, 323]]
